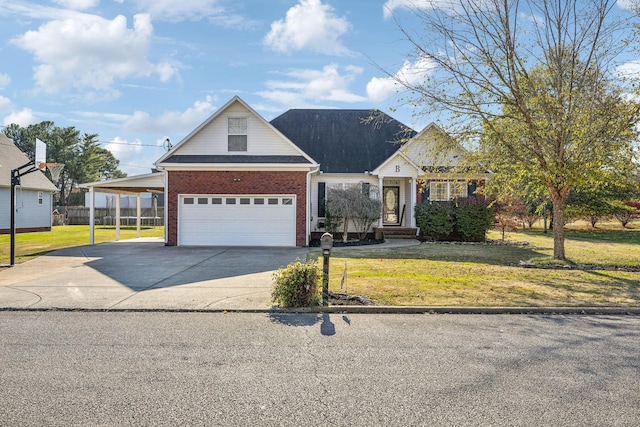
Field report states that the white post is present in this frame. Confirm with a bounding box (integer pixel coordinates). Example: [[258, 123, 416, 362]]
[[136, 193, 141, 238], [115, 194, 121, 241], [410, 177, 417, 228], [89, 187, 95, 245], [378, 176, 384, 228]]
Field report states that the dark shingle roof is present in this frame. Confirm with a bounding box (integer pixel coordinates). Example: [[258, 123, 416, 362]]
[[270, 109, 415, 173], [163, 155, 311, 164]]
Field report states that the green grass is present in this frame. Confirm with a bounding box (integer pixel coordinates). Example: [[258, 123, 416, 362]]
[[316, 221, 640, 307], [0, 225, 164, 266]]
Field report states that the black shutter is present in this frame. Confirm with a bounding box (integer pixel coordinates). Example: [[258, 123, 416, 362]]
[[318, 182, 326, 217], [468, 181, 477, 196]]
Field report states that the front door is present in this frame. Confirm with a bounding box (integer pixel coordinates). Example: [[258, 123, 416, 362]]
[[383, 186, 399, 225]]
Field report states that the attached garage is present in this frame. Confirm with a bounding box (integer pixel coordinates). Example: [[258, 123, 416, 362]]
[[178, 194, 296, 246]]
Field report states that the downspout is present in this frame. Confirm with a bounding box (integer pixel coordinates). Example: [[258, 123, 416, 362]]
[[306, 165, 320, 246]]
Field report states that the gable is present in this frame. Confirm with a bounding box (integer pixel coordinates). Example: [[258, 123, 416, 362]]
[[157, 97, 315, 167], [0, 134, 58, 192], [270, 109, 415, 173], [403, 124, 468, 168]]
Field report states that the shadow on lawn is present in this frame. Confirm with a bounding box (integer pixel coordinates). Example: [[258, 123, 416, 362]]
[[318, 242, 546, 267]]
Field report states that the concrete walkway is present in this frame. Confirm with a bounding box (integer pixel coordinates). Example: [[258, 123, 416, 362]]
[[0, 238, 420, 311]]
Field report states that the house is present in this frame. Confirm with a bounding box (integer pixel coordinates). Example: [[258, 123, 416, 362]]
[[82, 96, 488, 247], [0, 134, 58, 234]]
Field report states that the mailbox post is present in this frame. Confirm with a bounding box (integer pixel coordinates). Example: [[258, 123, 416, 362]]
[[320, 232, 333, 306]]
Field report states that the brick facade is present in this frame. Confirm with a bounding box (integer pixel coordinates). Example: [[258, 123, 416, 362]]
[[167, 170, 308, 246]]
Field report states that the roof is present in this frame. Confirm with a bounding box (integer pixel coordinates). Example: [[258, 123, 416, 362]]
[[0, 134, 58, 192], [80, 172, 164, 194], [270, 109, 415, 173], [161, 155, 311, 164]]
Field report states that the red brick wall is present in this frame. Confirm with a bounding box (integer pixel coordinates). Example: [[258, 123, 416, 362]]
[[167, 170, 308, 246]]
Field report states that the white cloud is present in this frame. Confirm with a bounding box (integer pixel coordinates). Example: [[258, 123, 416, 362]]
[[366, 58, 437, 102], [11, 13, 178, 97], [122, 95, 217, 134], [3, 108, 37, 127], [617, 60, 640, 79], [52, 0, 99, 10], [259, 64, 366, 107], [264, 0, 351, 55], [0, 73, 11, 88], [0, 96, 12, 113], [382, 0, 457, 19], [132, 0, 248, 25]]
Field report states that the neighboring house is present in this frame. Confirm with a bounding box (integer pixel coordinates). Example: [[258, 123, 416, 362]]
[[83, 96, 489, 247], [0, 134, 58, 234]]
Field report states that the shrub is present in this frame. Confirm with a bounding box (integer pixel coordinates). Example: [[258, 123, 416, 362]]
[[455, 196, 495, 241], [271, 259, 321, 307], [414, 202, 455, 240], [415, 196, 494, 242]]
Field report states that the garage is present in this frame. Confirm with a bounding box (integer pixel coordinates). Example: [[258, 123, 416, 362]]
[[178, 195, 296, 246]]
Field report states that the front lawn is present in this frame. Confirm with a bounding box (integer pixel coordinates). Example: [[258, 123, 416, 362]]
[[318, 222, 640, 307], [0, 225, 164, 266]]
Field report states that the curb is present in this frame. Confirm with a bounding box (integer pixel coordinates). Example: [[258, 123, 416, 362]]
[[2, 306, 640, 315]]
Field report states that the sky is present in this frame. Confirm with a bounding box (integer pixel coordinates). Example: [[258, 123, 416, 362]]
[[0, 0, 638, 176]]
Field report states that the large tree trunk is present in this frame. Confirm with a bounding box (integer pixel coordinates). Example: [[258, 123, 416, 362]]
[[550, 196, 567, 260]]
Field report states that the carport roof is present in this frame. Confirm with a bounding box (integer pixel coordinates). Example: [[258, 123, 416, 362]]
[[80, 171, 164, 194]]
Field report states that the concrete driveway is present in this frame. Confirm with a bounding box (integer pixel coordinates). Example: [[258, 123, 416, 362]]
[[0, 238, 310, 310]]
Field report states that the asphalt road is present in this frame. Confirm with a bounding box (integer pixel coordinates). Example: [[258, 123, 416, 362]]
[[1, 312, 639, 426]]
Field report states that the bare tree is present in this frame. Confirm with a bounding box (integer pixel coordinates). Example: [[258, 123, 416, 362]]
[[386, 0, 640, 260], [326, 186, 382, 242]]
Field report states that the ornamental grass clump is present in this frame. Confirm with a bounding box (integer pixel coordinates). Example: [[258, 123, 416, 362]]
[[271, 259, 321, 307]]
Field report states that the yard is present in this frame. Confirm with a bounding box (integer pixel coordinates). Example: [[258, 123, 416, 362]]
[[0, 225, 164, 265], [2, 222, 639, 308], [319, 221, 640, 307]]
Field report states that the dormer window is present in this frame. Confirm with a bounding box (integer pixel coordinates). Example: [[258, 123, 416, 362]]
[[228, 117, 247, 151]]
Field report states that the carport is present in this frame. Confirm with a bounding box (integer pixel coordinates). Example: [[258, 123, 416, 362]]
[[80, 172, 165, 245]]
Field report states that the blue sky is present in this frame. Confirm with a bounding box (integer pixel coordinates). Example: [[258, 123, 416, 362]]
[[0, 0, 638, 176]]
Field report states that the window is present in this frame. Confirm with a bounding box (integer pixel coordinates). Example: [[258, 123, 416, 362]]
[[184, 198, 194, 204], [38, 191, 43, 205], [282, 198, 293, 205], [212, 198, 222, 204], [429, 182, 449, 201], [429, 181, 468, 201], [268, 198, 279, 205], [240, 198, 251, 205], [197, 198, 208, 205], [228, 117, 247, 151], [254, 198, 264, 205], [226, 198, 236, 204], [450, 182, 468, 199]]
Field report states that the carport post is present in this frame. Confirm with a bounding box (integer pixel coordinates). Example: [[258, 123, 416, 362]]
[[115, 194, 120, 241], [136, 193, 141, 238], [89, 187, 95, 245]]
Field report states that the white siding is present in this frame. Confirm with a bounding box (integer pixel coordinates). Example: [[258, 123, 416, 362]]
[[309, 174, 379, 233], [0, 188, 52, 229], [172, 102, 301, 157]]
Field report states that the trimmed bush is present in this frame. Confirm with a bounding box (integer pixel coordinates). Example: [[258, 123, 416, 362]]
[[454, 196, 495, 241], [414, 201, 455, 240], [415, 196, 494, 242], [271, 259, 321, 307]]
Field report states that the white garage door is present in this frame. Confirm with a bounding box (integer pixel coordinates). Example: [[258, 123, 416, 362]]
[[179, 195, 296, 246]]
